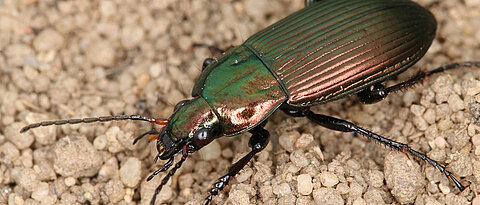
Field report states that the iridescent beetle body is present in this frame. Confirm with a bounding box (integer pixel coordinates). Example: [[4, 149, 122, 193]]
[[21, 0, 480, 204]]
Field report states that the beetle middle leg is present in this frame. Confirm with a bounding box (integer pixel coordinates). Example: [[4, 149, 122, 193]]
[[357, 62, 480, 104], [204, 124, 270, 205], [281, 105, 466, 191]]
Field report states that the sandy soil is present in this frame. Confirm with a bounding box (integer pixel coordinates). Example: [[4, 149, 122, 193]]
[[1, 0, 479, 204]]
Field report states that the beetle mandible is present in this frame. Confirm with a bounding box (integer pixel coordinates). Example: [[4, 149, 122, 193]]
[[20, 0, 480, 204]]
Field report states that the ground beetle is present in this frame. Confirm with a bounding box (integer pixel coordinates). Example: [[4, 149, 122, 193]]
[[21, 0, 480, 204]]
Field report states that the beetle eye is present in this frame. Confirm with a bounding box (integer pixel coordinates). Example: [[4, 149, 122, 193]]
[[174, 100, 189, 112], [192, 128, 214, 148]]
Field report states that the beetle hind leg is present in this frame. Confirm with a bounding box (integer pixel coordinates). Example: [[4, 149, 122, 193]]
[[204, 125, 270, 205], [281, 105, 466, 191], [305, 0, 322, 7], [358, 61, 480, 104]]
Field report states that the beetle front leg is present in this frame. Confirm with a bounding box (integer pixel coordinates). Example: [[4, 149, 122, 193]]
[[282, 105, 466, 192], [204, 125, 270, 205]]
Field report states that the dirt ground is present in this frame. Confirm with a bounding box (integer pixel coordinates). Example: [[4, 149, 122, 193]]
[[1, 0, 480, 204]]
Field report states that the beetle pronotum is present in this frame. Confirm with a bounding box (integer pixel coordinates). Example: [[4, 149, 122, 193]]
[[16, 0, 480, 204]]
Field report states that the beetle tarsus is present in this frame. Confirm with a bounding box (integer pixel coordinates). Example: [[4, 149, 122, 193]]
[[204, 126, 270, 205]]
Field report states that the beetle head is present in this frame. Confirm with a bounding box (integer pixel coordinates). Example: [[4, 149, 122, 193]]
[[157, 97, 222, 159]]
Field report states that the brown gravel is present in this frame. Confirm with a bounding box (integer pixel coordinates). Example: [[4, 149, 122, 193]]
[[1, 0, 480, 204]]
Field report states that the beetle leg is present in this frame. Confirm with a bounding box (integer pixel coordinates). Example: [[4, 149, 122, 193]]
[[146, 157, 174, 181], [357, 61, 480, 104], [283, 106, 466, 192], [193, 43, 234, 54], [305, 0, 322, 7], [149, 149, 188, 205], [381, 62, 480, 102], [357, 83, 387, 104], [204, 125, 270, 205], [202, 58, 215, 70]]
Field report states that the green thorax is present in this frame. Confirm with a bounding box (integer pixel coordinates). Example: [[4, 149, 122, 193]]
[[192, 45, 287, 136]]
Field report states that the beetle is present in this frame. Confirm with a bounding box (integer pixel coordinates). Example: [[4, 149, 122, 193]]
[[20, 0, 479, 204]]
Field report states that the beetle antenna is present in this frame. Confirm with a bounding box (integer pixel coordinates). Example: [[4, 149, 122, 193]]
[[20, 115, 168, 133]]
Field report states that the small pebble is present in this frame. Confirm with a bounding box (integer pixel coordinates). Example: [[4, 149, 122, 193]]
[[349, 182, 364, 198], [198, 140, 221, 160], [0, 142, 20, 165], [320, 171, 339, 187], [121, 25, 145, 49], [335, 182, 350, 195], [410, 104, 426, 116], [297, 174, 313, 195], [99, 157, 119, 180], [364, 187, 385, 204], [99, 1, 117, 17], [259, 185, 273, 200], [290, 150, 309, 168], [33, 163, 56, 181], [423, 108, 436, 124], [273, 183, 291, 197], [352, 197, 367, 205], [367, 170, 384, 188], [434, 137, 447, 149], [86, 39, 115, 67], [295, 133, 314, 148], [31, 182, 50, 202], [384, 151, 424, 204], [279, 131, 300, 152], [120, 157, 142, 188], [413, 115, 428, 131], [472, 134, 480, 146], [447, 94, 464, 112], [11, 167, 39, 192], [227, 189, 249, 205], [466, 80, 480, 96], [105, 179, 125, 203], [313, 187, 344, 205], [33, 29, 64, 51], [64, 177, 76, 187], [53, 136, 103, 177]]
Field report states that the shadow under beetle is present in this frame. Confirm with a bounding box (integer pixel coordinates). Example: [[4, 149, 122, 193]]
[[21, 0, 480, 204]]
